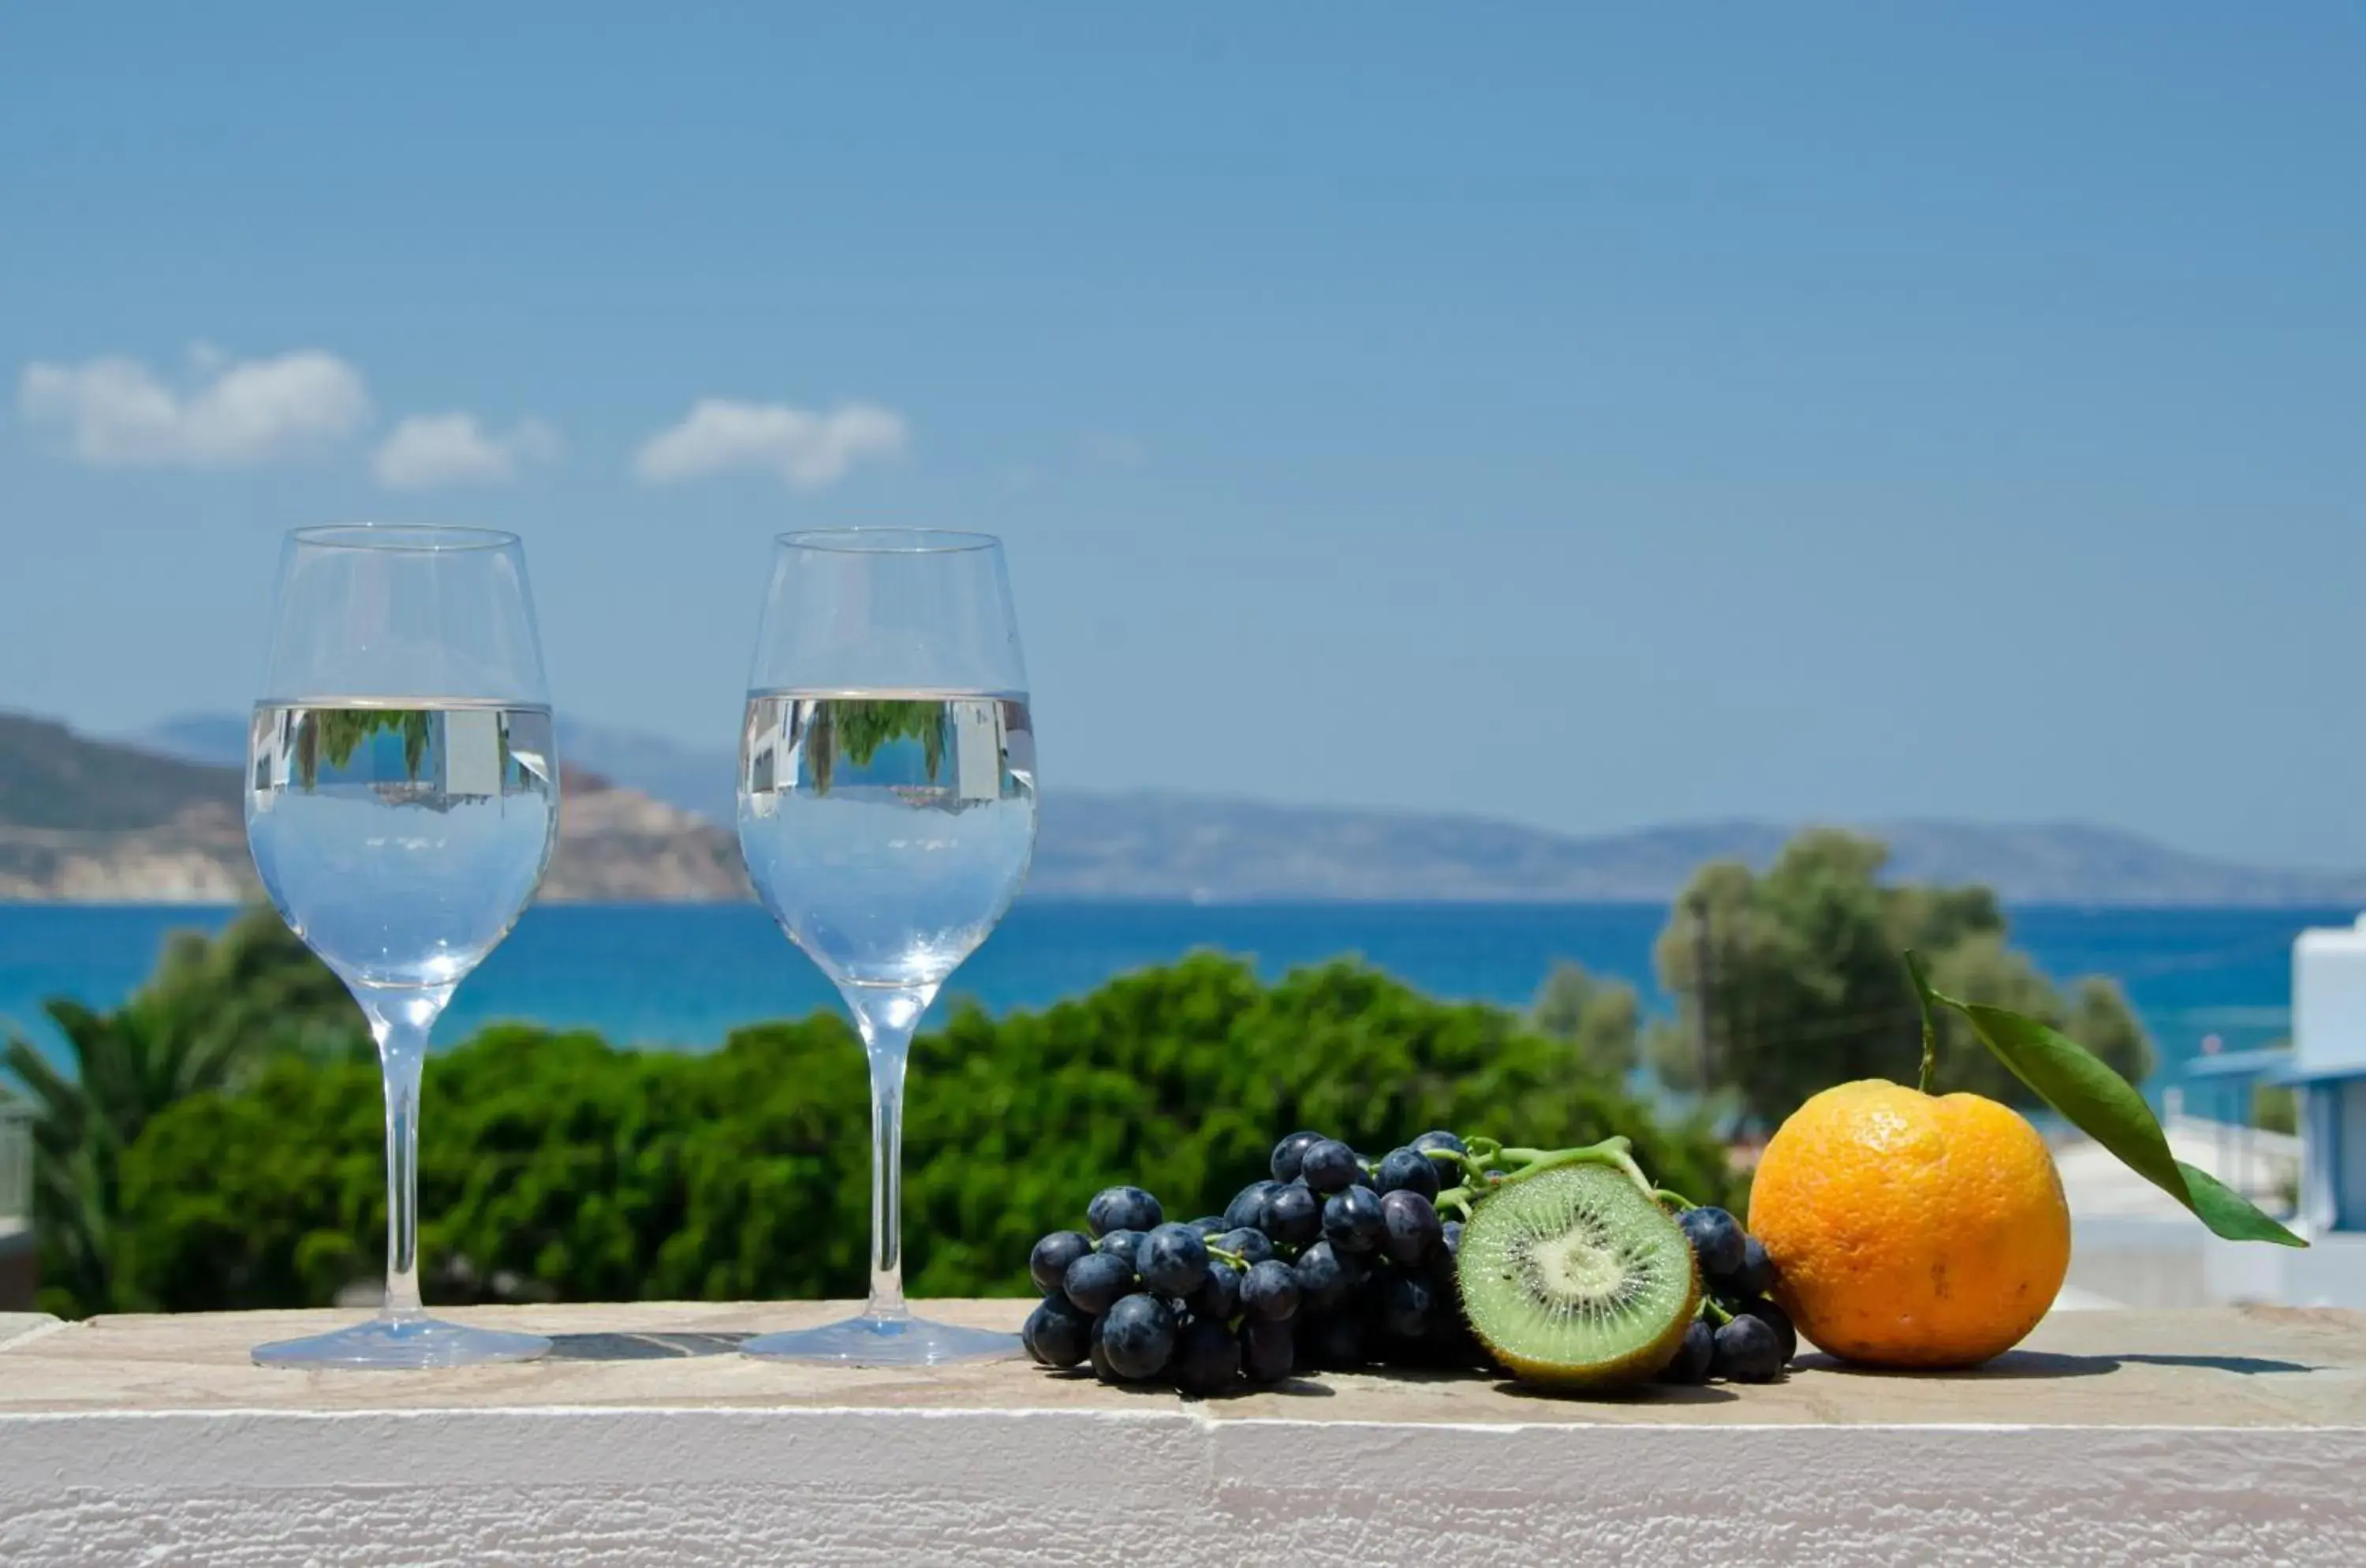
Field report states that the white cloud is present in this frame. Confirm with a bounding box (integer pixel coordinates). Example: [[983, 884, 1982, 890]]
[[18, 349, 371, 468], [372, 413, 559, 490], [633, 398, 908, 489]]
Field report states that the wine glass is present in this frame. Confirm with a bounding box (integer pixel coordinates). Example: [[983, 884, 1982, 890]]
[[244, 524, 560, 1368], [737, 528, 1037, 1364]]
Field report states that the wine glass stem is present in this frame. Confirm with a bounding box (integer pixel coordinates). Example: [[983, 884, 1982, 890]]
[[842, 983, 934, 1323], [380, 1029, 427, 1319], [866, 1040, 909, 1321], [357, 987, 450, 1322]]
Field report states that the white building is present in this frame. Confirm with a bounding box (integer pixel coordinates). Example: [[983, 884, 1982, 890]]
[[2055, 917, 2366, 1310], [2289, 917, 2366, 1234], [2178, 915, 2366, 1306]]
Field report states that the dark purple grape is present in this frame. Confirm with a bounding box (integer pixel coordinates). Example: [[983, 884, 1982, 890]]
[[1322, 1185, 1386, 1254], [1028, 1230, 1092, 1295], [1305, 1312, 1368, 1369], [1262, 1182, 1322, 1247], [1100, 1294, 1178, 1381], [1223, 1181, 1278, 1232], [1678, 1207, 1747, 1282], [1192, 1259, 1243, 1320], [1088, 1314, 1121, 1383], [1095, 1228, 1146, 1260], [1187, 1215, 1227, 1238], [1170, 1317, 1241, 1396], [1023, 1294, 1095, 1368], [1136, 1223, 1211, 1297], [1292, 1240, 1364, 1310], [1657, 1318, 1715, 1384], [1731, 1297, 1797, 1365], [1377, 1189, 1443, 1265], [1375, 1147, 1442, 1200], [1425, 1313, 1486, 1368], [1242, 1317, 1294, 1383], [1440, 1218, 1464, 1258], [1062, 1250, 1136, 1315], [1730, 1235, 1777, 1299], [1086, 1185, 1162, 1238], [1240, 1258, 1301, 1322], [1299, 1139, 1360, 1195], [1376, 1271, 1439, 1341], [1410, 1129, 1467, 1157], [1711, 1313, 1785, 1383], [1217, 1226, 1274, 1267], [1270, 1130, 1327, 1182]]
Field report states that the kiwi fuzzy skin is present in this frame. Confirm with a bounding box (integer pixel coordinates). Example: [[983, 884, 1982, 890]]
[[1455, 1170, 1704, 1391]]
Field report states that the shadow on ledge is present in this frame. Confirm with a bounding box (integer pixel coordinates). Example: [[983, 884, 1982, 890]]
[[1045, 1366, 1339, 1399], [536, 1335, 2315, 1382], [1796, 1350, 2316, 1379], [545, 1331, 753, 1361], [1495, 1379, 1742, 1406]]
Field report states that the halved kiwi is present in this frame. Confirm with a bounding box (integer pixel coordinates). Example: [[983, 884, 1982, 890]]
[[1456, 1161, 1700, 1389]]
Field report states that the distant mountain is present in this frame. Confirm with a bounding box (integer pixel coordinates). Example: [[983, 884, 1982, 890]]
[[550, 719, 737, 826], [5, 712, 239, 831], [3, 713, 742, 902], [1031, 793, 2366, 906], [0, 713, 248, 900], [99, 711, 2366, 907], [136, 714, 250, 772]]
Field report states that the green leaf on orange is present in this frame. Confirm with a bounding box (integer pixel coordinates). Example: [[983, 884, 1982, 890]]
[[1901, 952, 2304, 1249]]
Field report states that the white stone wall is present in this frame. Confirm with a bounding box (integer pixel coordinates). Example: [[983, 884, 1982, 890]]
[[3, 1404, 2362, 1566]]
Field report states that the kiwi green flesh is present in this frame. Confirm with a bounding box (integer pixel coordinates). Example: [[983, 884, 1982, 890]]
[[1455, 1161, 1701, 1389]]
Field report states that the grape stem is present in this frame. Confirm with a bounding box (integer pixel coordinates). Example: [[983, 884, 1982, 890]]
[[1653, 1187, 1701, 1212], [1207, 1245, 1248, 1270], [1700, 1297, 1734, 1326], [1427, 1136, 1666, 1208]]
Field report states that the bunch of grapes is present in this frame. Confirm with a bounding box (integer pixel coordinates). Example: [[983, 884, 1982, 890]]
[[1659, 1205, 1798, 1384], [1021, 1129, 1483, 1395]]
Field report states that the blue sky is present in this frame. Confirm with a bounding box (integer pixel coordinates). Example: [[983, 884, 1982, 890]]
[[2, 6, 2360, 865]]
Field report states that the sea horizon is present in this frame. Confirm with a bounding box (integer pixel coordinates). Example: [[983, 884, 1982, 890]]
[[2, 900, 2339, 1115]]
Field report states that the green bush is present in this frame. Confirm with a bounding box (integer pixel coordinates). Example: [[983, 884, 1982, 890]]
[[111, 954, 1738, 1312], [5, 907, 364, 1316]]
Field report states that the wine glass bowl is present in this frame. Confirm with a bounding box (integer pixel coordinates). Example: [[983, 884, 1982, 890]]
[[248, 702, 558, 989], [737, 528, 1037, 1364], [244, 524, 558, 1369], [738, 692, 1036, 987]]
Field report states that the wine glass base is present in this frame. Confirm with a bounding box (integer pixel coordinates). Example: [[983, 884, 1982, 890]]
[[252, 1315, 551, 1370], [741, 1312, 1024, 1367]]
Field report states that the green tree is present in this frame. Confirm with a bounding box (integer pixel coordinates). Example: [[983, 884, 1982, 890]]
[[1649, 829, 2151, 1129], [1530, 960, 1642, 1081], [2, 906, 360, 1316], [109, 955, 1741, 1313], [296, 707, 437, 788], [807, 699, 949, 795]]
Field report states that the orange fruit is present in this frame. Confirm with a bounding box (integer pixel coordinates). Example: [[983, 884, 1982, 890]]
[[1748, 1079, 2069, 1369]]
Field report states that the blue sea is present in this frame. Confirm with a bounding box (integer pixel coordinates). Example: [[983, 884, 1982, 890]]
[[0, 901, 2336, 1111]]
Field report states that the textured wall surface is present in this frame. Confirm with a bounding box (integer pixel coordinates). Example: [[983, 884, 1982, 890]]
[[4, 1409, 2361, 1566], [6, 1302, 2363, 1567]]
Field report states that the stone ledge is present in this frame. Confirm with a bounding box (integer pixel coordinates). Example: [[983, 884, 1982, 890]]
[[4, 1302, 2364, 1566], [0, 1312, 56, 1352]]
